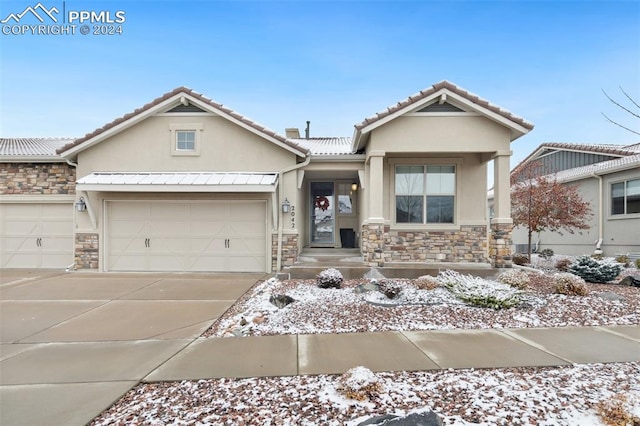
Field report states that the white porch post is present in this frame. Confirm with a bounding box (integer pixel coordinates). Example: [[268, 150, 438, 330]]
[[367, 150, 385, 222], [490, 152, 514, 268]]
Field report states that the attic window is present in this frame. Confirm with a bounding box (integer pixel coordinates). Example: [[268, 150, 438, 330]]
[[417, 102, 465, 113], [169, 123, 203, 156], [166, 103, 207, 113]]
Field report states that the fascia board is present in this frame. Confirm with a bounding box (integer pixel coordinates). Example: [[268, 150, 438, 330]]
[[76, 183, 277, 193]]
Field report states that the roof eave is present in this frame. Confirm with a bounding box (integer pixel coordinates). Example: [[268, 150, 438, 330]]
[[0, 155, 67, 163]]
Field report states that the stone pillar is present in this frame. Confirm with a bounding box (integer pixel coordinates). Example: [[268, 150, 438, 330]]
[[74, 233, 99, 270], [361, 223, 388, 267], [490, 221, 513, 268]]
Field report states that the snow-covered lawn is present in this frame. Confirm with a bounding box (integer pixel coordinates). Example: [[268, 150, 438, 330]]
[[93, 362, 640, 425], [203, 269, 640, 337]]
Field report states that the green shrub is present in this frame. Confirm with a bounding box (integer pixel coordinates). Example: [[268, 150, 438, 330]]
[[414, 275, 440, 290], [439, 270, 525, 310], [539, 248, 554, 259], [497, 269, 530, 289], [512, 253, 529, 266], [316, 268, 343, 289], [614, 254, 629, 267], [636, 258, 640, 269], [569, 255, 624, 283], [553, 273, 588, 296]]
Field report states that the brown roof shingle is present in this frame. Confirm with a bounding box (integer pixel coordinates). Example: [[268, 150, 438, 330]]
[[355, 80, 534, 131], [57, 87, 308, 156]]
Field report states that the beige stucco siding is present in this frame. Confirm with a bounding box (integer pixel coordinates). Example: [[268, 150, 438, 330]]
[[76, 115, 298, 178], [368, 116, 512, 153]]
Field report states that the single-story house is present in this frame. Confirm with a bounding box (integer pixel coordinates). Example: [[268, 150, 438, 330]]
[[504, 142, 640, 256], [0, 81, 533, 272]]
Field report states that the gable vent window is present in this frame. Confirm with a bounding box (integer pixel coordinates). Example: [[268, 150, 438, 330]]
[[176, 130, 196, 151], [169, 123, 203, 156]]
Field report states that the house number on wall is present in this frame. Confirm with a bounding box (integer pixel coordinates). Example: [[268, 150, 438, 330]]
[[290, 205, 295, 229]]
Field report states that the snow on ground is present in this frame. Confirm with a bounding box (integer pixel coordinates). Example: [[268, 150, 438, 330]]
[[203, 269, 640, 337], [92, 362, 640, 425]]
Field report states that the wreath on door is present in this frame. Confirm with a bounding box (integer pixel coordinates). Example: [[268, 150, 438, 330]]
[[314, 195, 330, 211]]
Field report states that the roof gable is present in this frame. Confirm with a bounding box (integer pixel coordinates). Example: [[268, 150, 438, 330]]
[[352, 81, 534, 151], [57, 87, 308, 158]]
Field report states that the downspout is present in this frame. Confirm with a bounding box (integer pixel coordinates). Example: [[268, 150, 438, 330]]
[[276, 154, 311, 271], [591, 173, 604, 254]]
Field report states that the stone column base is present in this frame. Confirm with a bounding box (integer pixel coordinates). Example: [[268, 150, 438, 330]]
[[272, 233, 299, 271], [74, 233, 99, 270], [489, 222, 513, 268]]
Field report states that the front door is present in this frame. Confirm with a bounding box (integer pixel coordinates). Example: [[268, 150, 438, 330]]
[[310, 182, 335, 246]]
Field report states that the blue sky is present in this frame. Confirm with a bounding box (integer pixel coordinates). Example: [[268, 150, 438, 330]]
[[1, 0, 638, 165]]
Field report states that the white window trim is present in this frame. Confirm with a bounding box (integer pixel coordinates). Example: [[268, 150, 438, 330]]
[[388, 157, 462, 230], [609, 177, 640, 219], [169, 123, 203, 156]]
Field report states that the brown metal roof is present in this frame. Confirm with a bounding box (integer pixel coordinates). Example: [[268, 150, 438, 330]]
[[57, 87, 308, 156], [354, 80, 534, 131]]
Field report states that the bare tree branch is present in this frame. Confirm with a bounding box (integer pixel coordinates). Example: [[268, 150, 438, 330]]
[[620, 86, 640, 110], [602, 88, 640, 119], [601, 112, 640, 136]]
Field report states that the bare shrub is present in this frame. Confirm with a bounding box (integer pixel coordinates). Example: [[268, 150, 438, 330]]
[[317, 268, 344, 289], [335, 366, 383, 401], [553, 273, 588, 296], [596, 393, 640, 426], [414, 275, 440, 290], [498, 269, 530, 289]]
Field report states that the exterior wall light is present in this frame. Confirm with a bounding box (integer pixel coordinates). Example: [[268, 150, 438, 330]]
[[75, 197, 87, 212], [282, 197, 291, 213], [351, 182, 359, 191]]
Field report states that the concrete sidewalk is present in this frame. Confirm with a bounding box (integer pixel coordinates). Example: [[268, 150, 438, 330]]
[[1, 270, 639, 426]]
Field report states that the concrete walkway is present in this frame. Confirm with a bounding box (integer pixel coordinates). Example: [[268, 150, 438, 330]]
[[1, 271, 639, 426]]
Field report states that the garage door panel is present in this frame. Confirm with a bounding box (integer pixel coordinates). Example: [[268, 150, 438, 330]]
[[107, 201, 267, 272], [1, 203, 73, 269]]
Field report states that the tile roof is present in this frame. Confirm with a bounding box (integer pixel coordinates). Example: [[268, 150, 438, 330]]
[[552, 153, 640, 182], [355, 80, 534, 132], [0, 138, 75, 157], [513, 142, 639, 172], [57, 87, 308, 156], [290, 137, 354, 155]]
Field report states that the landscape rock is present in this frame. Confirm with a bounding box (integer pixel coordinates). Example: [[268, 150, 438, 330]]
[[357, 411, 444, 426], [354, 281, 381, 294], [619, 275, 640, 287], [364, 267, 386, 280], [597, 291, 625, 302], [269, 294, 296, 308]]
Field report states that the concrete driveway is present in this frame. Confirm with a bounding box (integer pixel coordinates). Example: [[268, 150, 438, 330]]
[[0, 270, 264, 426]]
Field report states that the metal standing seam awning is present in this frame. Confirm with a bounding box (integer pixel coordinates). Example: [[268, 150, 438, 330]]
[[76, 172, 279, 192]]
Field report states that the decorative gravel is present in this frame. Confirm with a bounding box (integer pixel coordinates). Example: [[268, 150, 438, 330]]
[[92, 267, 640, 425]]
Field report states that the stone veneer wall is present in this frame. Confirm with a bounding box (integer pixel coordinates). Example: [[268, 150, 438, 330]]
[[0, 163, 76, 194], [361, 224, 488, 267], [489, 222, 513, 268], [75, 233, 99, 270], [272, 233, 299, 271]]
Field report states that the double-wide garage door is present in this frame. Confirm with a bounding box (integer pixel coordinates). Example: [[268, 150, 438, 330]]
[[107, 200, 267, 272], [0, 203, 73, 268]]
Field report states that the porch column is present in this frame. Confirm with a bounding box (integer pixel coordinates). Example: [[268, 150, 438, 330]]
[[490, 152, 513, 268], [367, 150, 385, 222], [362, 150, 387, 267]]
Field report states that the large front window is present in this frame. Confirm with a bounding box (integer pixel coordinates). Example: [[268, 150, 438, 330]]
[[611, 178, 640, 215], [395, 165, 455, 224]]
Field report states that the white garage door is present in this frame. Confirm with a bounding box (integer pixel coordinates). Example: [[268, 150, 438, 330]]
[[107, 201, 267, 272], [0, 203, 73, 268]]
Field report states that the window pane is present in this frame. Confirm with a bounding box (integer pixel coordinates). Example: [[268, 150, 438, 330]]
[[426, 165, 455, 194], [427, 195, 454, 223], [395, 166, 424, 194], [176, 131, 195, 150], [396, 196, 423, 223], [611, 182, 625, 215], [627, 179, 640, 214], [337, 183, 353, 214]]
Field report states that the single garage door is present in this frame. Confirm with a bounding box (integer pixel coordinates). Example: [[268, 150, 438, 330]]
[[107, 200, 267, 272], [0, 203, 73, 268]]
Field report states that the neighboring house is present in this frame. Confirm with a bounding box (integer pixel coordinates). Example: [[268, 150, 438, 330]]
[[0, 81, 533, 272], [508, 142, 640, 257]]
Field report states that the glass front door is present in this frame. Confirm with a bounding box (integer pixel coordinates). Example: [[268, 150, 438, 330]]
[[310, 182, 335, 246]]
